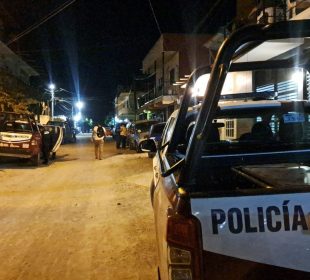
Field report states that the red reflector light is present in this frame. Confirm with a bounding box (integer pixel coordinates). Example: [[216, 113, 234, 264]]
[[167, 214, 201, 249], [166, 214, 203, 279]]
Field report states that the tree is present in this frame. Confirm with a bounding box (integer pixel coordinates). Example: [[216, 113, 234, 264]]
[[0, 69, 42, 113]]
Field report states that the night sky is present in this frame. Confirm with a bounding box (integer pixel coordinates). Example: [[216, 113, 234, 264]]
[[5, 0, 235, 122]]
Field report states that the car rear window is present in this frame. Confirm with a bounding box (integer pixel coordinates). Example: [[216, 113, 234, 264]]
[[1, 120, 32, 132]]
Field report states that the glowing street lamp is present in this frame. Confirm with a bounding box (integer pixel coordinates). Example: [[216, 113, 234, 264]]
[[75, 101, 84, 110], [72, 101, 84, 122], [49, 83, 56, 119]]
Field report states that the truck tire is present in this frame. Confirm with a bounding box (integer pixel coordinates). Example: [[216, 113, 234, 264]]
[[150, 178, 155, 207]]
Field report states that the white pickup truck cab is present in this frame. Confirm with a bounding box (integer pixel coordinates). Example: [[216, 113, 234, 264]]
[[143, 20, 310, 280]]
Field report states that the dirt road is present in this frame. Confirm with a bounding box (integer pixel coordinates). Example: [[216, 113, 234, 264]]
[[0, 134, 157, 280]]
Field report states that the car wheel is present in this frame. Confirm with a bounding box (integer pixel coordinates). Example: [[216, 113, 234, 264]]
[[31, 153, 40, 166]]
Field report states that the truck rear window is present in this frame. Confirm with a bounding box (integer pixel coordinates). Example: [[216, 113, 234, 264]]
[[203, 101, 310, 156]]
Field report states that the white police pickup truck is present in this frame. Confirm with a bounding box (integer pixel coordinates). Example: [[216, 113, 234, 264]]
[[141, 20, 310, 280]]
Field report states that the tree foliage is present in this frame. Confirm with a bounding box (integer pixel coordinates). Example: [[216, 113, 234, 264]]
[[0, 70, 41, 113]]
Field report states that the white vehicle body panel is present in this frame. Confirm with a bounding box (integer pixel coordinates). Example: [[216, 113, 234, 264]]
[[0, 132, 32, 143], [191, 193, 310, 272]]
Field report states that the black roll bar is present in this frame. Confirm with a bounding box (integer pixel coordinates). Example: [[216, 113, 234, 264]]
[[177, 20, 310, 189]]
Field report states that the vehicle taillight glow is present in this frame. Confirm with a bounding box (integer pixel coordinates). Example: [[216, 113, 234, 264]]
[[167, 214, 203, 280]]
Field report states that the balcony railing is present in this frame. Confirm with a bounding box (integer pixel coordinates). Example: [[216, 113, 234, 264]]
[[257, 0, 310, 24], [137, 81, 181, 109]]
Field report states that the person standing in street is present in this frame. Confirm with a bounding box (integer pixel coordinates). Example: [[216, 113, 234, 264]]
[[114, 124, 121, 149], [120, 123, 127, 149], [92, 124, 105, 160], [39, 125, 53, 165]]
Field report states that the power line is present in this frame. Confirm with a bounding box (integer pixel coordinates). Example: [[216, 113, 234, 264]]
[[6, 0, 77, 46], [147, 0, 162, 35]]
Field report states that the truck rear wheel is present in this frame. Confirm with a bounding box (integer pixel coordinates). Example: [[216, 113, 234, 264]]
[[150, 179, 155, 207]]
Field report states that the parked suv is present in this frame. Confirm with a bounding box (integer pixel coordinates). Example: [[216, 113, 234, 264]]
[[0, 112, 42, 165], [127, 119, 158, 152], [141, 20, 310, 279]]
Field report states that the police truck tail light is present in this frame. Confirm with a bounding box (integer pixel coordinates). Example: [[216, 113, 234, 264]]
[[168, 247, 191, 265], [167, 214, 203, 280], [169, 268, 192, 280]]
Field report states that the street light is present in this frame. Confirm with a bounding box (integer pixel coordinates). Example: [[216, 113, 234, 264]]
[[72, 100, 84, 120], [75, 101, 84, 110], [49, 83, 56, 119]]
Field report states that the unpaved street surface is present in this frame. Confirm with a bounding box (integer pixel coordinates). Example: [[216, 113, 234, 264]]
[[0, 135, 157, 280]]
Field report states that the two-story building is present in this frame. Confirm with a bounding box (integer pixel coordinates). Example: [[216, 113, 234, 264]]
[[136, 33, 211, 122], [195, 0, 310, 141]]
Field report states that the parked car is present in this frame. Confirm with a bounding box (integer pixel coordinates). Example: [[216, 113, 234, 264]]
[[127, 119, 158, 152], [104, 126, 113, 137], [140, 20, 310, 279], [0, 112, 42, 166], [47, 119, 76, 143], [147, 122, 166, 158]]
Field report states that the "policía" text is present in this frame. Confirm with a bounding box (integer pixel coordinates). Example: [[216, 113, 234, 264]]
[[211, 200, 309, 234]]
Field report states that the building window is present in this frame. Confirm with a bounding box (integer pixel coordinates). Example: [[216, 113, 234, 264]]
[[225, 119, 235, 138]]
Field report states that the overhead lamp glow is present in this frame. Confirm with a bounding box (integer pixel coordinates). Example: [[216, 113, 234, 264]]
[[192, 74, 210, 97], [291, 69, 303, 82], [74, 112, 82, 122], [49, 83, 55, 90], [75, 101, 84, 110]]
